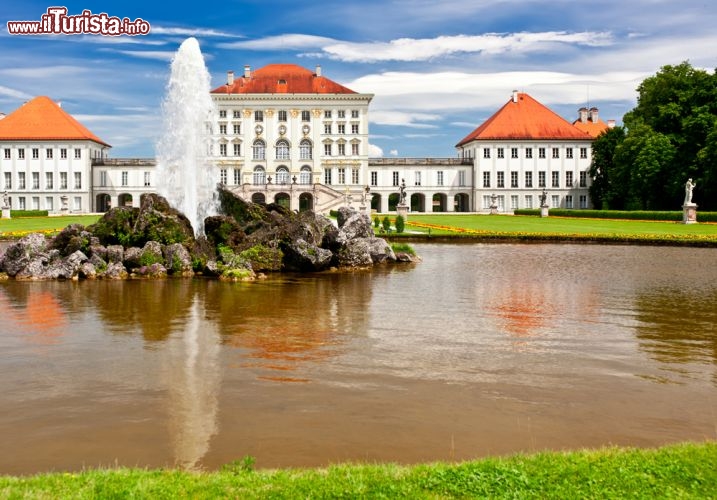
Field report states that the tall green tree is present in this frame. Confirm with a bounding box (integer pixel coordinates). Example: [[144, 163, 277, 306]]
[[589, 126, 625, 209]]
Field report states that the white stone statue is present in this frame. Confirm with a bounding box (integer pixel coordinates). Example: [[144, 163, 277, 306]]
[[684, 178, 696, 205], [2, 191, 8, 208], [399, 179, 406, 204]]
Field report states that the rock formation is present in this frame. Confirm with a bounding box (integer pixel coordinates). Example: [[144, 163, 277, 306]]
[[0, 190, 417, 281]]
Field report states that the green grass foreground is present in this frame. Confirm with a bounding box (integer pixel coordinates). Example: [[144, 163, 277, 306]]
[[389, 213, 717, 245], [1, 442, 715, 499], [0, 215, 101, 239]]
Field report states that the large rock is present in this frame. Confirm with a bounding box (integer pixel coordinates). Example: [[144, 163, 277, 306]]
[[337, 238, 374, 267], [1, 233, 49, 277], [366, 237, 396, 264], [163, 243, 193, 275], [104, 262, 128, 280], [337, 212, 375, 244], [282, 238, 334, 271], [49, 224, 92, 256]]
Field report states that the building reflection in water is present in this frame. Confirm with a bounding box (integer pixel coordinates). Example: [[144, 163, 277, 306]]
[[0, 284, 68, 345]]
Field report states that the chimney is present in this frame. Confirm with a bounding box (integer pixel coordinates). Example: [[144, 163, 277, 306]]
[[227, 70, 234, 85], [578, 107, 588, 123], [589, 107, 598, 123], [607, 119, 616, 128], [512, 90, 519, 103], [315, 65, 322, 77], [244, 65, 251, 78]]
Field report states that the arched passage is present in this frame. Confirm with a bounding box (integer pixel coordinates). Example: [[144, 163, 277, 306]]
[[388, 193, 400, 212], [96, 193, 111, 212], [432, 193, 447, 212], [251, 192, 266, 204], [274, 192, 290, 210], [118, 193, 133, 207], [410, 193, 425, 212], [299, 192, 313, 212], [371, 193, 382, 212], [454, 193, 470, 212]]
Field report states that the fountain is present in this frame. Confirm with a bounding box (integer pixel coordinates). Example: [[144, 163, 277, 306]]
[[156, 37, 218, 236]]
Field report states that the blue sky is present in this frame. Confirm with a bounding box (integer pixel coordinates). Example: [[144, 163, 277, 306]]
[[1, 1, 716, 158]]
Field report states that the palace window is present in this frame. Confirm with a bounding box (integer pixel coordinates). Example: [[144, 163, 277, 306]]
[[233, 143, 241, 156], [511, 195, 519, 210], [300, 139, 312, 159], [18, 149, 25, 160], [337, 143, 345, 156], [525, 195, 533, 209], [324, 143, 332, 156], [324, 110, 332, 118], [437, 170, 444, 186], [352, 168, 359, 184], [324, 169, 332, 185], [301, 110, 310, 122], [483, 171, 490, 188], [579, 195, 588, 208], [233, 124, 241, 134], [219, 124, 227, 135], [220, 169, 227, 184], [552, 171, 560, 188], [392, 171, 399, 186], [566, 171, 573, 187], [510, 171, 518, 188], [415, 171, 421, 186], [511, 147, 518, 159], [3, 149, 9, 159], [538, 171, 546, 188], [497, 171, 505, 188], [525, 171, 533, 188], [18, 172, 26, 189], [219, 144, 227, 156], [351, 123, 359, 134], [552, 147, 559, 159], [144, 171, 151, 187], [46, 149, 53, 159], [526, 148, 533, 159], [253, 166, 265, 185], [278, 110, 287, 122], [351, 110, 359, 118], [32, 148, 39, 159], [337, 168, 346, 184], [458, 170, 466, 186], [497, 148, 504, 159], [324, 123, 332, 134], [580, 147, 588, 159], [338, 110, 345, 118], [233, 110, 241, 119], [565, 195, 573, 209], [276, 140, 290, 160], [579, 171, 587, 187], [254, 110, 263, 122], [338, 124, 345, 134], [483, 148, 490, 159], [276, 166, 290, 185], [233, 168, 241, 185], [538, 147, 546, 159], [300, 166, 312, 185], [566, 147, 573, 159], [219, 110, 226, 118], [121, 171, 128, 187], [351, 142, 359, 156], [60, 148, 67, 159], [551, 195, 559, 208], [74, 148, 81, 159], [4, 172, 10, 189], [46, 172, 54, 189], [60, 172, 67, 189], [252, 140, 266, 160], [32, 172, 40, 189], [370, 171, 378, 186]]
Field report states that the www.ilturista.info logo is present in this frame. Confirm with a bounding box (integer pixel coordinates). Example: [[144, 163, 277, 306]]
[[7, 7, 151, 36]]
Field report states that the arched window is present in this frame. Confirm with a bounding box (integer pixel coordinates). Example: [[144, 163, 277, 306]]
[[252, 139, 266, 160], [299, 139, 312, 160], [253, 166, 266, 185], [299, 165, 312, 185], [276, 139, 290, 160], [276, 166, 290, 185]]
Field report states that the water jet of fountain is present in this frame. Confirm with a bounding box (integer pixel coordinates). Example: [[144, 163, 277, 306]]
[[156, 37, 218, 236]]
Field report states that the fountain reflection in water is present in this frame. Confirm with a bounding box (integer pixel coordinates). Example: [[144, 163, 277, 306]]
[[156, 37, 218, 236], [165, 295, 221, 469]]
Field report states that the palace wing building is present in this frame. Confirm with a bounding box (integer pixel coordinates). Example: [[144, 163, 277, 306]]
[[0, 96, 110, 212], [456, 91, 608, 211], [209, 64, 373, 212]]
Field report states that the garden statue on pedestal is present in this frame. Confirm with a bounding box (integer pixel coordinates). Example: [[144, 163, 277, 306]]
[[540, 189, 549, 218], [682, 178, 698, 224], [489, 193, 498, 215], [1, 191, 10, 219], [396, 179, 408, 221]]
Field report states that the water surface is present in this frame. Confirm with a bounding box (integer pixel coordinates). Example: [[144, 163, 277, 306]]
[[1, 243, 716, 474]]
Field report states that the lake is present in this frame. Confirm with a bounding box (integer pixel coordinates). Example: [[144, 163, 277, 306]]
[[0, 242, 715, 474]]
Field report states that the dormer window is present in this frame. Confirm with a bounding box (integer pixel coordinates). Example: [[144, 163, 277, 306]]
[[278, 79, 286, 85]]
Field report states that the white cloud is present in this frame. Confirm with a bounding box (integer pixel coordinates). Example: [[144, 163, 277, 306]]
[[219, 34, 334, 50], [318, 31, 613, 62], [370, 110, 441, 128], [151, 26, 243, 38], [0, 85, 33, 101], [105, 50, 181, 61], [389, 149, 399, 156], [368, 144, 384, 157]]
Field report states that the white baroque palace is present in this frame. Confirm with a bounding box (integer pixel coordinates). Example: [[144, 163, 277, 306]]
[[0, 66, 611, 215], [209, 64, 373, 213]]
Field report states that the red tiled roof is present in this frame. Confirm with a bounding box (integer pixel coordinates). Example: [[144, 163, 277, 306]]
[[0, 96, 110, 146], [572, 117, 610, 138], [456, 92, 592, 147], [211, 64, 357, 95]]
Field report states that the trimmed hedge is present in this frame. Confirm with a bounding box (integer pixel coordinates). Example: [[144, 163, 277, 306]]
[[513, 209, 717, 222], [9, 210, 49, 217]]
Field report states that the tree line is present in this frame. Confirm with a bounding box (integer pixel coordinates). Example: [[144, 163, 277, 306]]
[[589, 62, 717, 211]]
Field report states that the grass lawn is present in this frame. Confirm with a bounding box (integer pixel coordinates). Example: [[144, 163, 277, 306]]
[[0, 442, 714, 499], [0, 215, 102, 239], [374, 213, 717, 244]]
